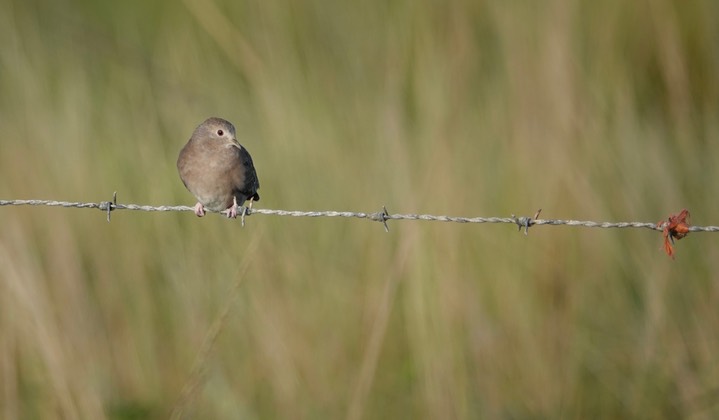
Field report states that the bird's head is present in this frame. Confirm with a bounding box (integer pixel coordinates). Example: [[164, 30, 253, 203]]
[[194, 117, 239, 146]]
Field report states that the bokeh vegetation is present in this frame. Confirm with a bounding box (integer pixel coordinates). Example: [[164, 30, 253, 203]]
[[1, 0, 718, 418]]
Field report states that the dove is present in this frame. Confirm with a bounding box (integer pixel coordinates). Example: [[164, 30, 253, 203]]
[[177, 117, 260, 220]]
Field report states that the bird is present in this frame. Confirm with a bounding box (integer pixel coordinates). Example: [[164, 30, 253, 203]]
[[177, 117, 260, 221]]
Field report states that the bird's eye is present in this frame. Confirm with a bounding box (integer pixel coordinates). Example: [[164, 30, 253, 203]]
[[217, 129, 224, 136]]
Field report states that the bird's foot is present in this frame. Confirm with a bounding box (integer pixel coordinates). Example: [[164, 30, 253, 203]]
[[223, 197, 239, 219], [194, 202, 206, 217]]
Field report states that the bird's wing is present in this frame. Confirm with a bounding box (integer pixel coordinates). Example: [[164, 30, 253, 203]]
[[229, 143, 260, 202]]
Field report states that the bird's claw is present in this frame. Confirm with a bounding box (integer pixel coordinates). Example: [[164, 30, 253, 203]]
[[194, 202, 206, 217], [224, 205, 238, 219], [224, 196, 239, 219]]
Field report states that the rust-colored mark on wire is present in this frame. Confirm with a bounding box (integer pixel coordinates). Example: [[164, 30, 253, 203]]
[[659, 209, 691, 259]]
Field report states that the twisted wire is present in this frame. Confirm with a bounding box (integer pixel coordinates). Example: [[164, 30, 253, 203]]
[[1, 197, 717, 233]]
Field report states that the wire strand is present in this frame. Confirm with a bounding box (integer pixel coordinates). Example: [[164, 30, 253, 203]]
[[1, 197, 718, 233]]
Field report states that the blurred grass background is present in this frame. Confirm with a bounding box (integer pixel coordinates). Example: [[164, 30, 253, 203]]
[[1, 0, 718, 418]]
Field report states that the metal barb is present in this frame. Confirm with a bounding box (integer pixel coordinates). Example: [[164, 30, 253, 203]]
[[513, 209, 541, 236], [381, 206, 389, 232], [240, 197, 255, 227], [99, 191, 117, 222], [111, 191, 117, 222], [370, 206, 390, 232]]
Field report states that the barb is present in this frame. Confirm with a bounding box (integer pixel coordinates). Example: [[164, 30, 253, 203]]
[[2, 197, 719, 234], [512, 208, 542, 235]]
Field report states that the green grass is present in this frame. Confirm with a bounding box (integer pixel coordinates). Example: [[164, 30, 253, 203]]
[[1, 0, 719, 418]]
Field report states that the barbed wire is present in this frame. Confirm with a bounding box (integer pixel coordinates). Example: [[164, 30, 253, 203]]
[[1, 194, 718, 235]]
